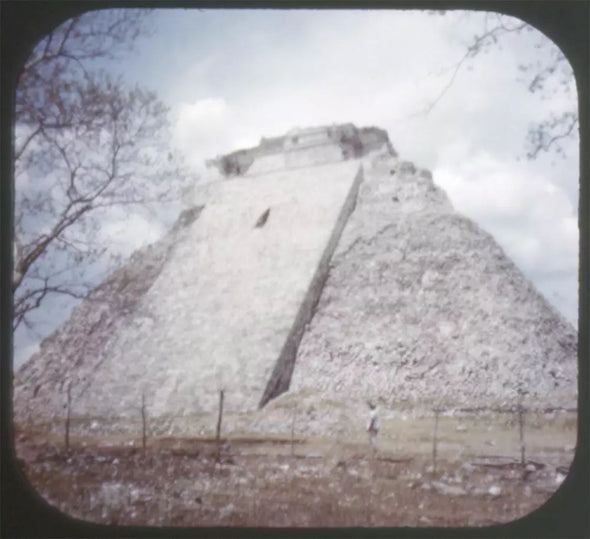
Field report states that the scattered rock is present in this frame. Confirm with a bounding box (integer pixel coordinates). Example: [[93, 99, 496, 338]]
[[431, 481, 467, 497], [130, 488, 142, 503], [221, 442, 233, 453], [461, 462, 474, 474], [449, 473, 463, 484], [555, 472, 566, 485], [488, 485, 502, 498], [219, 503, 235, 519]]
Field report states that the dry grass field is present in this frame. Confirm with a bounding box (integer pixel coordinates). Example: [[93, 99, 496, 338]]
[[14, 411, 576, 527]]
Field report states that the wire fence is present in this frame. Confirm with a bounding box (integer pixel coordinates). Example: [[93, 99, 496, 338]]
[[19, 386, 576, 477]]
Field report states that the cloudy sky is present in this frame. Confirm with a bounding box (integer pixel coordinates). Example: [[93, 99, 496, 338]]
[[13, 8, 579, 367]]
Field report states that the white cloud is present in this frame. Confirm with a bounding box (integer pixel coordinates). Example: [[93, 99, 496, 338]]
[[173, 98, 233, 169]]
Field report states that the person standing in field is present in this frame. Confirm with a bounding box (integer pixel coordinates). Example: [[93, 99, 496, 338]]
[[367, 401, 380, 452]]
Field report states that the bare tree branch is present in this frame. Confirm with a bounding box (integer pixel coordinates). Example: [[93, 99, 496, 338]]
[[13, 9, 189, 334], [14, 125, 42, 161], [527, 113, 579, 159], [13, 278, 88, 330], [418, 13, 576, 159], [415, 15, 527, 116]]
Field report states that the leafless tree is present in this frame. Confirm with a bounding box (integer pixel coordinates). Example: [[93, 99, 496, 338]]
[[13, 9, 188, 330], [421, 11, 578, 160]]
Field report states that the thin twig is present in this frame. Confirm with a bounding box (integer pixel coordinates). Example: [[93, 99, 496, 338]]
[[412, 17, 527, 117]]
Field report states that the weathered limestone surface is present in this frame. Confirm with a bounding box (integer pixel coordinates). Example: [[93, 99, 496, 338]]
[[12, 207, 203, 425], [259, 164, 363, 406], [288, 152, 577, 413], [246, 150, 577, 437], [14, 159, 363, 428], [247, 153, 286, 176]]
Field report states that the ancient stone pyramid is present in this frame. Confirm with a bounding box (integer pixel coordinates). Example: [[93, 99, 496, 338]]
[[13, 124, 577, 436]]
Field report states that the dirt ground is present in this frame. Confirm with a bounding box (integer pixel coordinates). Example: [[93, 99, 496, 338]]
[[14, 412, 576, 527]]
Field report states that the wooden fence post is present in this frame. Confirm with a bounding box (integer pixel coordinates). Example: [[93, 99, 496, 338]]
[[216, 389, 224, 464], [65, 381, 72, 453], [141, 392, 147, 453], [432, 408, 440, 474], [290, 409, 297, 457], [518, 402, 526, 468]]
